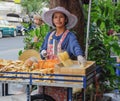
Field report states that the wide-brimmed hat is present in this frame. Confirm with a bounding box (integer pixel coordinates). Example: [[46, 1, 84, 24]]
[[42, 6, 78, 29]]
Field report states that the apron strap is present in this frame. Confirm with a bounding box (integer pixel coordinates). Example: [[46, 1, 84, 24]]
[[57, 30, 69, 52], [47, 31, 55, 47], [47, 30, 69, 59]]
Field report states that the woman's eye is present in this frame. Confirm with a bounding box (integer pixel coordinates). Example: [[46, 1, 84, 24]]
[[54, 16, 58, 19]]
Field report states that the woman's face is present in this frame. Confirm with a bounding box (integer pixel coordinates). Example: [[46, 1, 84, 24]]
[[34, 17, 42, 25], [52, 12, 67, 28]]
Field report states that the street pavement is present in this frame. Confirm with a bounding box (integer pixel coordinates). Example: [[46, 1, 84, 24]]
[[0, 93, 27, 101], [0, 36, 26, 100], [0, 36, 24, 60]]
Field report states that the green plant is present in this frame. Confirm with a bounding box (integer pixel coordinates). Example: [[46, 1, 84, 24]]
[[19, 24, 49, 56], [88, 25, 120, 88], [23, 24, 50, 51], [114, 2, 120, 32], [84, 0, 120, 92]]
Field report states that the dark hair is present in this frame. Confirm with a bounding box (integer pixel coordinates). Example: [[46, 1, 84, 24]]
[[52, 12, 68, 27]]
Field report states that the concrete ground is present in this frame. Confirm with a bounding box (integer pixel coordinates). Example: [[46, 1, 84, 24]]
[[0, 93, 27, 101]]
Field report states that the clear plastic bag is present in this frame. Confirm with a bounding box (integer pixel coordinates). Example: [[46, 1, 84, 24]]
[[104, 92, 120, 101]]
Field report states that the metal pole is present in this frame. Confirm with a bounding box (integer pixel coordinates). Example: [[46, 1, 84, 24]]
[[27, 74, 32, 101], [85, 0, 92, 59], [67, 88, 72, 101]]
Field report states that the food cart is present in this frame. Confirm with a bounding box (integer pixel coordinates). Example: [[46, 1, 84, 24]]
[[0, 58, 101, 101]]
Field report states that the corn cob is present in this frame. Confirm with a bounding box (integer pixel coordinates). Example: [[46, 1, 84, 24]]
[[58, 51, 73, 67]]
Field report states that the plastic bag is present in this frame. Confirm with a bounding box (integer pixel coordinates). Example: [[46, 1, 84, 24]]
[[104, 93, 120, 101]]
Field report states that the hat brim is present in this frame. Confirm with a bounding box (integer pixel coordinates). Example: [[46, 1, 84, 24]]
[[42, 7, 78, 29]]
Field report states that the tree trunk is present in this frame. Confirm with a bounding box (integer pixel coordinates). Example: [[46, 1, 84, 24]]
[[49, 0, 85, 52]]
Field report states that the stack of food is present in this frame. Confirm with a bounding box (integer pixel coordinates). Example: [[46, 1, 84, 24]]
[[0, 51, 95, 84], [0, 58, 59, 82], [0, 59, 24, 72]]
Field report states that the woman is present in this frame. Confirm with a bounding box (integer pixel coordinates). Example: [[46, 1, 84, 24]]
[[30, 6, 87, 101], [40, 6, 86, 65], [33, 14, 44, 42]]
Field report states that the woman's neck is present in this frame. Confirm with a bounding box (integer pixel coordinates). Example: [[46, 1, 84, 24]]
[[55, 27, 66, 36]]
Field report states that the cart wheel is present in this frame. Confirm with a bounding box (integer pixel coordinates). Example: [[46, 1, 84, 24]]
[[31, 94, 55, 101]]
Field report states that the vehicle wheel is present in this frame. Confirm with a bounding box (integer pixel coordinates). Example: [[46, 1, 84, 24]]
[[31, 94, 55, 101], [13, 31, 17, 37], [21, 30, 25, 36], [0, 31, 3, 38]]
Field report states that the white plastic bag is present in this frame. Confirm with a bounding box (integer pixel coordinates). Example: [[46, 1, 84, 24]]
[[104, 93, 120, 101]]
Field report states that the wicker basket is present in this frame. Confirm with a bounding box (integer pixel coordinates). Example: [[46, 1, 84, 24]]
[[18, 49, 41, 61]]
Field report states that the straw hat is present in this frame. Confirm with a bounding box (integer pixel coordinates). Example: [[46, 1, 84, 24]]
[[42, 6, 78, 29], [18, 49, 41, 61]]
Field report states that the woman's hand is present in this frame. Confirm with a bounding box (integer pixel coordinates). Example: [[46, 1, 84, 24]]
[[77, 55, 86, 66], [41, 50, 47, 57]]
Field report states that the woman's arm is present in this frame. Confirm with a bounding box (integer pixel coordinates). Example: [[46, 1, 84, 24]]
[[62, 32, 83, 57]]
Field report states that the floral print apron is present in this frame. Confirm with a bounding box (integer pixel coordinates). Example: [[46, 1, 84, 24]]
[[38, 30, 70, 101]]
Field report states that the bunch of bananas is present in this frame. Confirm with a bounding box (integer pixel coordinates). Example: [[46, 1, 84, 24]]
[[57, 51, 73, 67]]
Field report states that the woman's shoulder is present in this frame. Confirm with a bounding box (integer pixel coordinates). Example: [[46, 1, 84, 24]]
[[46, 30, 56, 37], [67, 31, 77, 38]]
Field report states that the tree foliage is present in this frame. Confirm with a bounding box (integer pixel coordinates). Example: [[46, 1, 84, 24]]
[[83, 0, 120, 91], [21, 0, 49, 14]]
